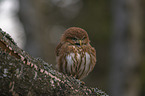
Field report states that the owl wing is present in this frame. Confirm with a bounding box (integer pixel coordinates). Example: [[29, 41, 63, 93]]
[[91, 46, 96, 58], [55, 42, 63, 56], [90, 46, 96, 68]]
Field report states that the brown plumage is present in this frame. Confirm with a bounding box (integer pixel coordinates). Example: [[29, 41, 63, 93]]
[[56, 27, 96, 80]]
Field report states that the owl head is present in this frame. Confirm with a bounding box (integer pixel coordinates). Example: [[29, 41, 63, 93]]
[[61, 27, 90, 46]]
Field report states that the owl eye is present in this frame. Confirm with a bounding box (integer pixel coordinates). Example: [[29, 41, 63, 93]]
[[71, 37, 77, 41], [82, 37, 86, 40]]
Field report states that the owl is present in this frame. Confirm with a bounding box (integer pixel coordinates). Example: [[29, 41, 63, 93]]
[[56, 27, 96, 80]]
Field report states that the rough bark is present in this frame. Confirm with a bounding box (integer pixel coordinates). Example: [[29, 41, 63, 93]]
[[0, 28, 108, 96]]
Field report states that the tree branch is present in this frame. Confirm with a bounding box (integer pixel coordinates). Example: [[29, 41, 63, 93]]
[[0, 28, 108, 96]]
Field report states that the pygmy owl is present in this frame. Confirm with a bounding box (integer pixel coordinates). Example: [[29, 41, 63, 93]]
[[56, 27, 96, 80]]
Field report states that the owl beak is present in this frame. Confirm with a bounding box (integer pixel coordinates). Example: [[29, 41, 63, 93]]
[[79, 40, 82, 46], [75, 40, 82, 46]]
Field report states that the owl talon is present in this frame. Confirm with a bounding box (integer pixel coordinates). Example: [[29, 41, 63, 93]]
[[81, 81, 85, 85]]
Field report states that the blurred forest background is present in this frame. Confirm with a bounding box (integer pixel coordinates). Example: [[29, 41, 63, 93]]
[[0, 0, 145, 96]]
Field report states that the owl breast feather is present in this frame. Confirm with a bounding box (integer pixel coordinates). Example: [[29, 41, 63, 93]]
[[65, 52, 91, 79]]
